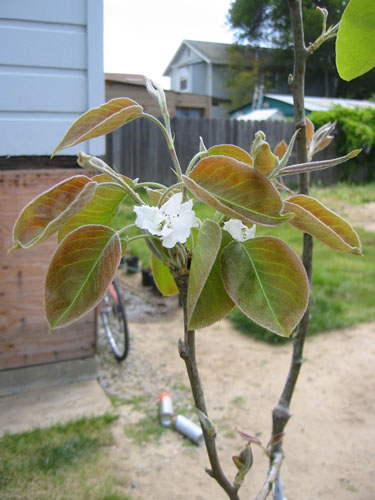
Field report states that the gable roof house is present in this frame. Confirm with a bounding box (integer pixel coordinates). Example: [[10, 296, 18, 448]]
[[164, 40, 234, 118], [164, 40, 338, 118], [105, 73, 212, 118], [163, 40, 296, 118]]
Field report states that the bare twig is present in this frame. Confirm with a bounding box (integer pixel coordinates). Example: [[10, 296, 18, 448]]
[[268, 0, 314, 488], [175, 274, 240, 500]]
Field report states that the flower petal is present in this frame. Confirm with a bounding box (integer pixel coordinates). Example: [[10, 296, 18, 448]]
[[223, 219, 256, 242], [134, 205, 164, 235]]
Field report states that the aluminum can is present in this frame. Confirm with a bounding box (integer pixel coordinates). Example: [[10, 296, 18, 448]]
[[159, 392, 173, 426], [174, 415, 204, 445]]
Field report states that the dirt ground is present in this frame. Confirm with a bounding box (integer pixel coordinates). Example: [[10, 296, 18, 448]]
[[100, 307, 375, 500]]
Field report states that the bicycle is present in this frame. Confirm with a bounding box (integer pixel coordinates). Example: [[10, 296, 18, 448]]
[[97, 278, 130, 361]]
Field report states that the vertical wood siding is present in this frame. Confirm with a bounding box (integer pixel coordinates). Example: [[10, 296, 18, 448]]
[[0, 169, 96, 371]]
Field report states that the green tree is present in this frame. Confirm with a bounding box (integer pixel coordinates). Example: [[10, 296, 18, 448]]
[[223, 45, 262, 110], [227, 0, 375, 99]]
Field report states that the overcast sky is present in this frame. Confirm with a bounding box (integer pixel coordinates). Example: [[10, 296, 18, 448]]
[[103, 0, 235, 88]]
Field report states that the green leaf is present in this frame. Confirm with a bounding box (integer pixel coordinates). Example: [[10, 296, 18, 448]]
[[284, 195, 362, 255], [221, 237, 309, 337], [188, 220, 234, 329], [182, 156, 292, 227], [151, 255, 178, 296], [204, 144, 253, 165], [336, 0, 375, 80], [52, 98, 143, 156], [10, 176, 96, 251], [45, 225, 121, 330], [58, 182, 127, 242]]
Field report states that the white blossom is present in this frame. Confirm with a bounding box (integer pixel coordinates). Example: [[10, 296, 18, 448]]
[[223, 219, 256, 242], [134, 192, 198, 248]]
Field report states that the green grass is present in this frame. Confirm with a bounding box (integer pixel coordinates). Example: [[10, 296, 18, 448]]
[[0, 414, 131, 500], [124, 415, 167, 444], [229, 223, 375, 344], [311, 182, 375, 204]]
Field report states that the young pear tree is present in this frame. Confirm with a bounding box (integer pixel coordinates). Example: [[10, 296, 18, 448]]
[[10, 2, 363, 498]]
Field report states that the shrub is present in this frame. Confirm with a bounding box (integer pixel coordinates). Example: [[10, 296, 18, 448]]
[[309, 105, 375, 181]]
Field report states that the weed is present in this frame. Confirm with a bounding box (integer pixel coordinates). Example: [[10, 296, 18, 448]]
[[173, 381, 191, 393], [231, 396, 246, 407], [124, 415, 167, 444], [123, 394, 151, 411]]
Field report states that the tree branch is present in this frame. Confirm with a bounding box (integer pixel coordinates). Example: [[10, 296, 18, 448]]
[[175, 275, 240, 500], [268, 0, 314, 482]]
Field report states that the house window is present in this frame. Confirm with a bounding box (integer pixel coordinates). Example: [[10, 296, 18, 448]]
[[176, 107, 204, 118], [179, 67, 188, 92]]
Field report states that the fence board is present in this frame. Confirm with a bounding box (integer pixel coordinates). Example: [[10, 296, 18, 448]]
[[0, 169, 95, 371], [106, 117, 370, 186]]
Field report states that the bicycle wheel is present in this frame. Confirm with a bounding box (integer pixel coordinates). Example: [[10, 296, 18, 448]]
[[99, 279, 130, 361]]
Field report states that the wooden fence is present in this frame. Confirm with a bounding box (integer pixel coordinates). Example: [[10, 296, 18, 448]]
[[106, 116, 372, 186], [106, 117, 296, 185]]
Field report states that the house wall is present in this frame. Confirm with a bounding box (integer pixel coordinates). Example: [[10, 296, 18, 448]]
[[0, 169, 96, 371], [0, 0, 105, 156], [105, 82, 212, 118], [190, 62, 208, 96]]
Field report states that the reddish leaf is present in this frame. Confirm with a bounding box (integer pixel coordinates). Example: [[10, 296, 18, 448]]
[[305, 117, 315, 143], [52, 98, 143, 156], [183, 156, 292, 227], [316, 136, 334, 152], [274, 140, 288, 160], [236, 429, 262, 446], [10, 176, 96, 251], [266, 432, 285, 451], [221, 237, 309, 337], [204, 144, 253, 166], [45, 225, 121, 330], [284, 195, 362, 255], [58, 182, 127, 242]]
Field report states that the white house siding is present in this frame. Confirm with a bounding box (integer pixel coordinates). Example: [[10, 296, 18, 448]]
[[0, 0, 104, 156]]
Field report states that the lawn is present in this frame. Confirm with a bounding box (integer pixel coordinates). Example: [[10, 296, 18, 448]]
[[0, 415, 131, 500]]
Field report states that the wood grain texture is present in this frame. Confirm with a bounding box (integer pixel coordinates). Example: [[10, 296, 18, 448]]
[[0, 169, 96, 371]]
